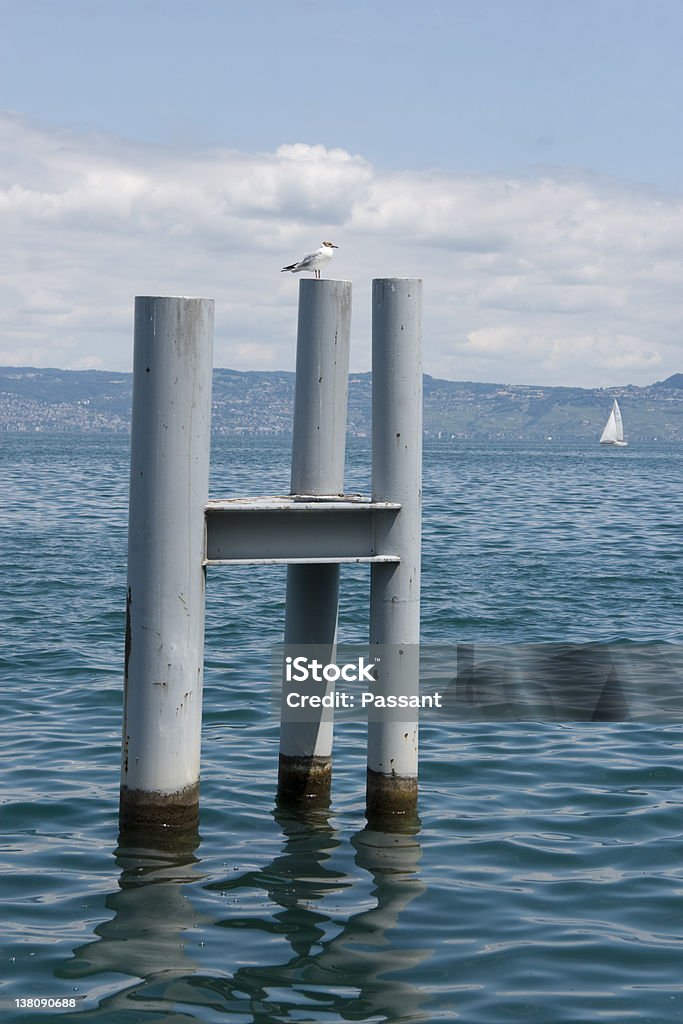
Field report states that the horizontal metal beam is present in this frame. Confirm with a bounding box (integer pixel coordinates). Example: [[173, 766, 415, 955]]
[[204, 496, 401, 565]]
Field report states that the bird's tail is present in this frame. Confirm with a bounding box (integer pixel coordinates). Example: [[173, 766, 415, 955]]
[[281, 264, 297, 272]]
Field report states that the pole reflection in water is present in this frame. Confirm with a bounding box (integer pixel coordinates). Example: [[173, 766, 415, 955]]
[[205, 809, 430, 1021], [57, 813, 430, 1021], [57, 828, 208, 1013]]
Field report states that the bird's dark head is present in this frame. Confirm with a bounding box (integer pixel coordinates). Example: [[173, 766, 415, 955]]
[[322, 241, 338, 248]]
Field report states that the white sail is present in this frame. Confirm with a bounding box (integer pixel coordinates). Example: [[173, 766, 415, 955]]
[[599, 400, 627, 446]]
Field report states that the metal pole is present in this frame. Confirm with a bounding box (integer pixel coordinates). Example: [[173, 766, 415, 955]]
[[278, 279, 352, 804], [367, 279, 422, 822], [120, 295, 214, 832]]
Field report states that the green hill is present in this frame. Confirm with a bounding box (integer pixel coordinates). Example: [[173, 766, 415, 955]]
[[1, 366, 682, 441]]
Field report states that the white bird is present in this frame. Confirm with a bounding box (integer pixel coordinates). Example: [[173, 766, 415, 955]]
[[281, 241, 338, 279]]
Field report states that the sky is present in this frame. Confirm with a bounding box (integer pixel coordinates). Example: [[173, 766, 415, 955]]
[[1, 0, 683, 387]]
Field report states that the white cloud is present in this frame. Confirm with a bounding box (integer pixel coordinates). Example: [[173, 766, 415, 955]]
[[462, 326, 662, 378], [0, 112, 682, 386]]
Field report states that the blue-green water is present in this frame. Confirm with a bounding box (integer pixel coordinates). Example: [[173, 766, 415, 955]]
[[2, 434, 683, 1022]]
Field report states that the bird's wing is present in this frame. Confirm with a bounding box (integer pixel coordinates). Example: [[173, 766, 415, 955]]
[[294, 251, 319, 268]]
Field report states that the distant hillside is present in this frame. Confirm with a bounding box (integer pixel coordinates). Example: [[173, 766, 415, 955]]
[[1, 366, 682, 441]]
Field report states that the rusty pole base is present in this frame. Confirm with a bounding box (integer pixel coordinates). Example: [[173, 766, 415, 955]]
[[365, 768, 418, 828], [119, 782, 200, 835], [277, 753, 332, 807]]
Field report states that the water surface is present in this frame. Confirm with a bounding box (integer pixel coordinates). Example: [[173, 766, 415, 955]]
[[1, 435, 682, 1022]]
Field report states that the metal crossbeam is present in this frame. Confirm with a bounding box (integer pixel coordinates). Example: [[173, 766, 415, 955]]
[[204, 496, 401, 565]]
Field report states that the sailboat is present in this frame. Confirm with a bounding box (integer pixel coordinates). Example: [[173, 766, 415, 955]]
[[599, 399, 628, 447]]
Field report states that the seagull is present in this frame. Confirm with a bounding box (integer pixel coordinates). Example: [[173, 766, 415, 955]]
[[281, 241, 338, 279]]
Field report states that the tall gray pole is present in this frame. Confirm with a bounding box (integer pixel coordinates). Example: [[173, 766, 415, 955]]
[[278, 279, 352, 804], [120, 296, 214, 832], [367, 279, 422, 822]]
